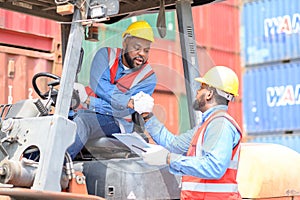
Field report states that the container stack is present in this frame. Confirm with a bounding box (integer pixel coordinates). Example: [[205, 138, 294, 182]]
[[241, 0, 300, 153], [193, 0, 242, 130], [0, 9, 61, 104]]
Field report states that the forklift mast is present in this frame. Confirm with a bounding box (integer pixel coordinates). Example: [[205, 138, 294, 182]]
[[0, 0, 223, 195]]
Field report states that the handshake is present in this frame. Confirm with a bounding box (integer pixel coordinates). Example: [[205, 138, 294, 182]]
[[74, 82, 154, 114], [131, 91, 154, 114]]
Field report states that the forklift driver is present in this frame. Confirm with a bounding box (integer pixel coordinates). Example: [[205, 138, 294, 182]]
[[68, 21, 157, 159]]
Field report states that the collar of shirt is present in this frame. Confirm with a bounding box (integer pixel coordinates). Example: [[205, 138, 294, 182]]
[[201, 105, 228, 123], [123, 63, 130, 70]]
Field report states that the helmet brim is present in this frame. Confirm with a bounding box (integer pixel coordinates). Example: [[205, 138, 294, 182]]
[[194, 77, 206, 84]]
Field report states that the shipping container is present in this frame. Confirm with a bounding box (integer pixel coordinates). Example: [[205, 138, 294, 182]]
[[246, 133, 300, 154], [150, 38, 185, 94], [0, 8, 59, 38], [0, 9, 61, 52], [222, 0, 240, 6], [0, 45, 56, 104], [203, 48, 243, 129], [152, 90, 180, 134], [243, 62, 300, 134], [192, 1, 243, 129], [193, 2, 240, 53], [241, 0, 300, 65]]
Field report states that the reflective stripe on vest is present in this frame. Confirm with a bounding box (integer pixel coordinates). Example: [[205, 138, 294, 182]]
[[108, 48, 121, 84], [182, 182, 238, 193], [181, 111, 242, 197]]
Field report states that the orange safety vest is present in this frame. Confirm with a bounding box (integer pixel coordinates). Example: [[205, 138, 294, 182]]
[[181, 111, 242, 200], [86, 47, 154, 95]]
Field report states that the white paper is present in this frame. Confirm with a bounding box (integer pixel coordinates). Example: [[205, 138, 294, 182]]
[[112, 132, 150, 155]]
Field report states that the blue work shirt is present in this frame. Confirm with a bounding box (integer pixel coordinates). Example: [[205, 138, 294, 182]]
[[88, 47, 157, 132], [144, 105, 241, 179]]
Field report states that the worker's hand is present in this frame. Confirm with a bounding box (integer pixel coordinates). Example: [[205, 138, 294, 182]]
[[142, 144, 170, 166], [131, 91, 154, 114], [131, 91, 146, 101], [74, 82, 88, 104]]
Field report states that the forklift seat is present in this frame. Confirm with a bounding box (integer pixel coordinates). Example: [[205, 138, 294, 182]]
[[81, 112, 148, 159], [86, 137, 129, 151], [84, 137, 136, 159]]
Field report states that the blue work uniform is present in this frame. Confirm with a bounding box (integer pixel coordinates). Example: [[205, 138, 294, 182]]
[[68, 47, 157, 159], [144, 105, 241, 179]]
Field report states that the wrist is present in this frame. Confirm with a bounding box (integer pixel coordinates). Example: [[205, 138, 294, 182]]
[[84, 96, 90, 105], [142, 112, 153, 122], [127, 99, 134, 109]]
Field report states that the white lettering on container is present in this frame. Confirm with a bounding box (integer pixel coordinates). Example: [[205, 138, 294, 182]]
[[266, 84, 300, 107], [264, 13, 300, 38]]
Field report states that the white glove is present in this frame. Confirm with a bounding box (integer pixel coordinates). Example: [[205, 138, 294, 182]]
[[142, 144, 170, 166], [131, 92, 154, 114], [74, 82, 88, 104], [131, 91, 146, 101]]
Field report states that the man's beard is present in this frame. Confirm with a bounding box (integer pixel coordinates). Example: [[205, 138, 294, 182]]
[[124, 50, 145, 69], [193, 94, 206, 111]]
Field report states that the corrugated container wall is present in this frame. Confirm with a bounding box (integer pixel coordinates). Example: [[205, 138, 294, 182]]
[[193, 2, 243, 129], [223, 0, 240, 6], [152, 91, 179, 134], [0, 46, 55, 104], [243, 62, 300, 134], [241, 0, 300, 65], [193, 2, 240, 53], [0, 10, 61, 104], [0, 8, 59, 37], [0, 9, 60, 52]]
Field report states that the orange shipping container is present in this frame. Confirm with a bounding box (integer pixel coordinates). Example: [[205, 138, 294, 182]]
[[0, 8, 60, 39], [0, 45, 56, 104], [203, 48, 243, 130], [192, 2, 240, 53], [152, 90, 179, 134], [0, 9, 61, 52]]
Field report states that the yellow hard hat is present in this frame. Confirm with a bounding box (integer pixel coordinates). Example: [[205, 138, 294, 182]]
[[195, 66, 239, 96], [122, 21, 154, 42]]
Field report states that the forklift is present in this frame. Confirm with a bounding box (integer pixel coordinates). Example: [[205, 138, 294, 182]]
[[0, 0, 299, 199]]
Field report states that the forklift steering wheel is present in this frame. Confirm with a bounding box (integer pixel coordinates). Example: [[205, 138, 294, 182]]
[[32, 72, 61, 99], [32, 72, 81, 110]]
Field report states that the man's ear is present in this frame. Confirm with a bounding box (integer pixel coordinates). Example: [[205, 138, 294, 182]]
[[206, 89, 214, 101]]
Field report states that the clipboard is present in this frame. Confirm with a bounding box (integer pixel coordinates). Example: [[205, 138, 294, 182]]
[[112, 132, 150, 155]]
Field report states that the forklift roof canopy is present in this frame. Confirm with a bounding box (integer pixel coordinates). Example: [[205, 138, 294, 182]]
[[0, 0, 218, 22]]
